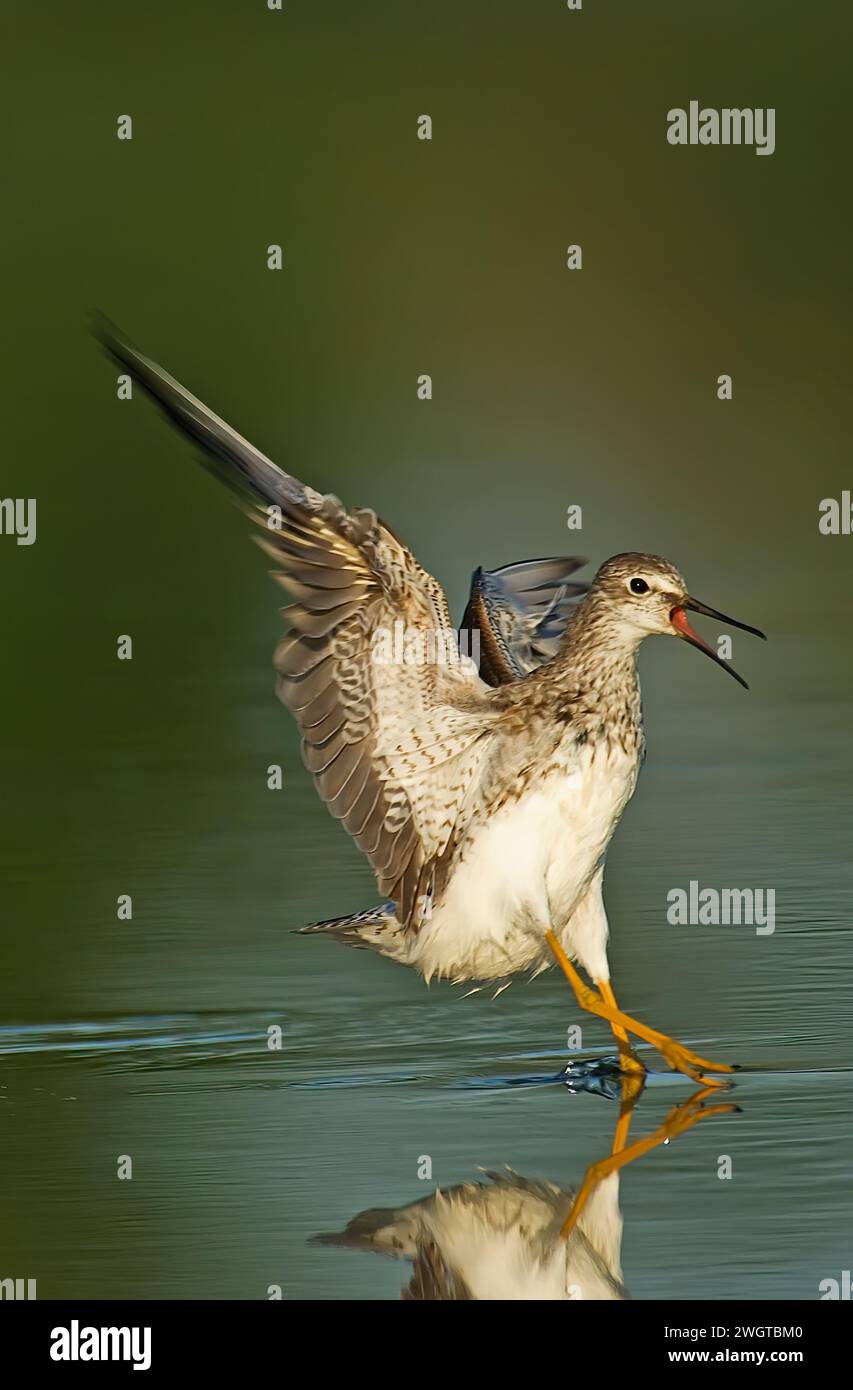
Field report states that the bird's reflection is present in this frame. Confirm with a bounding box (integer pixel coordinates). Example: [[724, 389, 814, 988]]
[[315, 1082, 736, 1299]]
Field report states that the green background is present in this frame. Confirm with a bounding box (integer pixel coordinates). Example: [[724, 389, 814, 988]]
[[1, 0, 851, 1298]]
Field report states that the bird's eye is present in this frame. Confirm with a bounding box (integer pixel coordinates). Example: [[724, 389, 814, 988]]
[[630, 577, 649, 595]]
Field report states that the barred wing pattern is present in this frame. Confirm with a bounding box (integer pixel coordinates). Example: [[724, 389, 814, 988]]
[[98, 324, 497, 931], [461, 557, 588, 686]]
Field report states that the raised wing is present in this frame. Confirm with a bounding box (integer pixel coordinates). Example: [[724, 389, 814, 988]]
[[97, 322, 497, 931], [460, 557, 588, 685]]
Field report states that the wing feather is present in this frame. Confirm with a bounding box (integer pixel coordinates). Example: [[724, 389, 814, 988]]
[[461, 557, 588, 685], [97, 321, 497, 930]]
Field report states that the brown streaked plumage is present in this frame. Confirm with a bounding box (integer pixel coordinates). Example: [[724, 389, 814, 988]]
[[97, 322, 766, 1085]]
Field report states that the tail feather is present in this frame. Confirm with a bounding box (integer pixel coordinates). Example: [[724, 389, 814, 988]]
[[298, 903, 403, 956]]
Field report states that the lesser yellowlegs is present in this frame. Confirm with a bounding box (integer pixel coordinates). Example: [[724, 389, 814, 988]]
[[99, 324, 766, 1086]]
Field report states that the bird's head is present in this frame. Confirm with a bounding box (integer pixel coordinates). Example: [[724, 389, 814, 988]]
[[590, 552, 766, 688]]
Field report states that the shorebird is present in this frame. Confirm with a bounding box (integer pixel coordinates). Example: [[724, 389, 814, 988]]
[[99, 324, 766, 1086], [315, 1084, 736, 1299]]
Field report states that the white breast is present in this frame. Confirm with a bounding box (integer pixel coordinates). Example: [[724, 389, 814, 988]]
[[406, 741, 639, 983]]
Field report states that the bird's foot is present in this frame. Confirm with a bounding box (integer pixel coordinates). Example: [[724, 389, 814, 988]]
[[656, 1037, 735, 1088], [660, 1084, 741, 1138], [544, 933, 736, 1088]]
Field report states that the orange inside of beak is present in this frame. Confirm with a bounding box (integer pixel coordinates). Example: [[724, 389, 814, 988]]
[[670, 606, 711, 652]]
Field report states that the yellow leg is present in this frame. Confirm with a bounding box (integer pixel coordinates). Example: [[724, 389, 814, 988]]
[[598, 978, 645, 1078], [561, 1085, 738, 1240], [611, 1069, 644, 1154], [546, 930, 734, 1086]]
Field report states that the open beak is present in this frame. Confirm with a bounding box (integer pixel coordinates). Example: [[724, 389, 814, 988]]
[[670, 598, 767, 690]]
